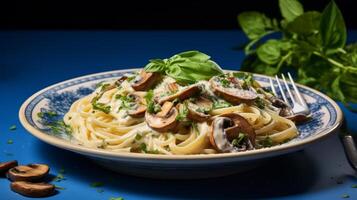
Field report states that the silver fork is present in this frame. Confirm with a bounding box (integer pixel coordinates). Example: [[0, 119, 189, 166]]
[[269, 72, 310, 116], [271, 73, 357, 170]]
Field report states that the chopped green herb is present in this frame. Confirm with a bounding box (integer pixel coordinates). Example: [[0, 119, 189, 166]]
[[220, 78, 231, 88], [52, 168, 66, 182], [145, 90, 160, 113], [92, 96, 111, 114], [192, 123, 199, 135], [37, 111, 58, 118], [232, 133, 247, 147], [7, 139, 13, 144], [242, 73, 253, 90], [140, 143, 147, 152], [255, 98, 265, 109], [213, 100, 232, 109], [90, 182, 104, 187], [259, 137, 273, 147], [351, 184, 357, 188], [135, 134, 142, 141], [176, 103, 188, 121], [341, 194, 350, 198], [116, 94, 135, 111], [54, 185, 66, 190], [53, 174, 65, 182], [196, 107, 211, 114], [100, 83, 111, 92], [47, 121, 72, 135], [9, 125, 16, 131], [109, 197, 124, 200]]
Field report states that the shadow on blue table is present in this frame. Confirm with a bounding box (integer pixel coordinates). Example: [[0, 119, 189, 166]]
[[33, 140, 327, 199]]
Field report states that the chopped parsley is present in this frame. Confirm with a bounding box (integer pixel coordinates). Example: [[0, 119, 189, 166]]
[[116, 94, 136, 111], [90, 182, 104, 187], [54, 185, 66, 190], [37, 111, 58, 118], [9, 125, 17, 131], [52, 168, 66, 182], [135, 134, 142, 141], [255, 98, 265, 109], [145, 90, 161, 113], [100, 83, 111, 92], [213, 99, 231, 109], [7, 139, 13, 144], [110, 197, 124, 200], [92, 96, 111, 114], [196, 107, 211, 114], [259, 137, 273, 147], [220, 78, 231, 88], [232, 133, 247, 147], [140, 143, 147, 152], [139, 143, 160, 154], [176, 103, 188, 121], [47, 121, 72, 135]]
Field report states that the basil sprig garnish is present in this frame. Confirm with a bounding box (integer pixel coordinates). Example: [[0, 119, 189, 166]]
[[144, 50, 223, 84]]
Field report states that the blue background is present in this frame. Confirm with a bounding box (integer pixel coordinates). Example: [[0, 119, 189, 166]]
[[0, 31, 357, 199]]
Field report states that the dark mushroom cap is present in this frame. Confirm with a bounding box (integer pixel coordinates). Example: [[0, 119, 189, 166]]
[[209, 113, 256, 152], [218, 113, 256, 145], [145, 101, 179, 132], [11, 181, 55, 197], [210, 76, 257, 104], [7, 164, 49, 182], [186, 97, 213, 122], [127, 92, 147, 118], [132, 71, 160, 91], [158, 85, 201, 104], [0, 160, 18, 174]]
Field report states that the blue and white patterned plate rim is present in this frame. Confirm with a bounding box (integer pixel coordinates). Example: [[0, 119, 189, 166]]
[[19, 69, 343, 160]]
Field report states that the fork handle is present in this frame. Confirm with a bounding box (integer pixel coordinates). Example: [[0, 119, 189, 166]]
[[342, 135, 357, 170]]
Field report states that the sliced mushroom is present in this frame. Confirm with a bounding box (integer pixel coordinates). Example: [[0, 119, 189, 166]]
[[0, 160, 18, 174], [132, 70, 160, 91], [158, 85, 201, 104], [209, 113, 255, 152], [114, 76, 128, 87], [7, 164, 49, 182], [186, 97, 213, 122], [286, 114, 310, 123], [145, 101, 178, 132], [269, 96, 309, 123], [209, 117, 236, 153], [11, 181, 55, 197], [127, 92, 147, 118], [210, 76, 257, 104], [218, 113, 256, 145]]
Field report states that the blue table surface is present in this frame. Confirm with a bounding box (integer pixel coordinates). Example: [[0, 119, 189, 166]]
[[1, 30, 357, 200]]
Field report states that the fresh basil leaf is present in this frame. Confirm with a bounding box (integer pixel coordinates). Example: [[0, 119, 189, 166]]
[[320, 0, 347, 53], [144, 50, 223, 84], [257, 39, 282, 65], [144, 59, 167, 73], [176, 50, 211, 61], [238, 12, 278, 40], [279, 0, 304, 22], [287, 11, 321, 36]]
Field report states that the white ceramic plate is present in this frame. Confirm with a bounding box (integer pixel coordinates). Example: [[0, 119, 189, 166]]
[[19, 69, 343, 179]]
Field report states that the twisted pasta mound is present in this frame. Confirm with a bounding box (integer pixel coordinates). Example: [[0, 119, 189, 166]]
[[64, 70, 300, 155]]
